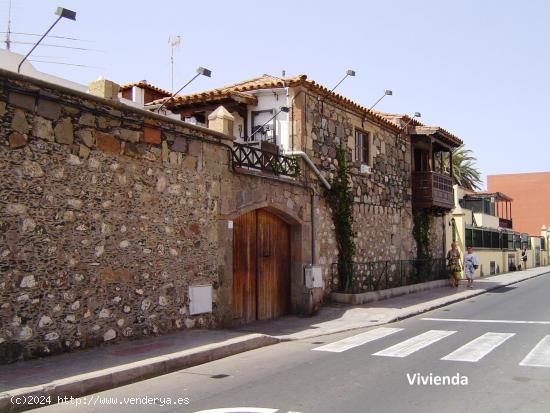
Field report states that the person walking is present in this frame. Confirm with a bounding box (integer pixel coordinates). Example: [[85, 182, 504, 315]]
[[520, 247, 527, 270], [446, 242, 461, 288], [463, 245, 479, 289]]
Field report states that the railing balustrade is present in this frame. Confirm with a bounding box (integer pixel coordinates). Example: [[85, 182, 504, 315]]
[[330, 258, 448, 294]]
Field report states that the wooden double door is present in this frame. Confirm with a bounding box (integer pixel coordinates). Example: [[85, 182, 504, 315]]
[[232, 209, 291, 324]]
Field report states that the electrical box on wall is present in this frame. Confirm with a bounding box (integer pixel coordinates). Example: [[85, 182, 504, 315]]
[[189, 284, 212, 315], [360, 164, 371, 174], [304, 265, 323, 289]]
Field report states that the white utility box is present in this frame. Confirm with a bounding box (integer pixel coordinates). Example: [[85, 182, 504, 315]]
[[360, 164, 371, 174], [304, 265, 323, 289], [189, 284, 212, 315]]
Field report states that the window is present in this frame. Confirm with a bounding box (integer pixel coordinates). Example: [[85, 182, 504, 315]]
[[466, 228, 505, 249], [355, 130, 369, 164], [250, 109, 275, 143], [465, 228, 473, 247], [473, 229, 483, 248]]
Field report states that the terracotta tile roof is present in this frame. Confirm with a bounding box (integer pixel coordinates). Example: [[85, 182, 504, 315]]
[[376, 111, 463, 146], [146, 74, 402, 132], [146, 74, 295, 107], [119, 80, 171, 97]]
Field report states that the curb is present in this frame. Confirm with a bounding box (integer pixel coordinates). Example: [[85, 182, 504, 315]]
[[386, 269, 550, 323], [0, 334, 279, 413], [2, 270, 547, 412], [276, 269, 550, 341]]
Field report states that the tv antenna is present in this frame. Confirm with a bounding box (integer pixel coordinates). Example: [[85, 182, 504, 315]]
[[4, 0, 12, 50], [168, 35, 181, 93]]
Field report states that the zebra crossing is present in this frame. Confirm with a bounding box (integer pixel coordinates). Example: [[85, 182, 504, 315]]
[[312, 327, 550, 367]]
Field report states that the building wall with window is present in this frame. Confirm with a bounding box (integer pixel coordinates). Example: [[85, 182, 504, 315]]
[[445, 185, 545, 277], [293, 87, 416, 264]]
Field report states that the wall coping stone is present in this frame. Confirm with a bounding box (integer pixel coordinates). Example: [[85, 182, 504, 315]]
[[0, 68, 233, 144]]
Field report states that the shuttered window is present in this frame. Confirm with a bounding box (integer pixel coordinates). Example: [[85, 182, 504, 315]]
[[355, 130, 369, 164]]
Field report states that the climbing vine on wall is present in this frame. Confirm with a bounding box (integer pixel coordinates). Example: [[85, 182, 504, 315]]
[[326, 145, 356, 290], [413, 210, 432, 259]]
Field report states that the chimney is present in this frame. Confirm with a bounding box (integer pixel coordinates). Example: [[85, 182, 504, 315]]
[[207, 105, 234, 136], [88, 77, 120, 101]]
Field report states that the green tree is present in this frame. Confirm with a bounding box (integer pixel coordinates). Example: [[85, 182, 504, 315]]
[[450, 145, 482, 190]]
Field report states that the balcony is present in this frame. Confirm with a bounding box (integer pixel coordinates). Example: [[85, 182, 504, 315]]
[[231, 142, 301, 178], [499, 218, 513, 229], [412, 171, 454, 211]]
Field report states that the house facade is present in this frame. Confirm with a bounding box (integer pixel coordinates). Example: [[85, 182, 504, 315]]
[[0, 69, 463, 362], [445, 186, 548, 276], [147, 75, 463, 270]]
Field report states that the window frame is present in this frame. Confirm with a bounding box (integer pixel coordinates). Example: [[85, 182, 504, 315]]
[[354, 129, 370, 165]]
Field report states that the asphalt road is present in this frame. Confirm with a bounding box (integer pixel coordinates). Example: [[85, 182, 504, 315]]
[[37, 273, 550, 413]]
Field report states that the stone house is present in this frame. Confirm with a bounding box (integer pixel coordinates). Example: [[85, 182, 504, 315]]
[[0, 68, 462, 363], [146, 74, 463, 269]]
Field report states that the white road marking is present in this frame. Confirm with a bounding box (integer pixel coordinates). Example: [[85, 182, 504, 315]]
[[192, 408, 279, 413], [373, 330, 456, 358], [441, 332, 515, 362], [422, 317, 550, 325], [312, 327, 403, 353], [519, 335, 550, 367]]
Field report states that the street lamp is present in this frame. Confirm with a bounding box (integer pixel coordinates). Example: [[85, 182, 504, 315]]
[[328, 69, 356, 94], [318, 69, 356, 113], [369, 89, 393, 110], [403, 112, 421, 130], [157, 66, 212, 113], [251, 106, 289, 143], [17, 7, 76, 73]]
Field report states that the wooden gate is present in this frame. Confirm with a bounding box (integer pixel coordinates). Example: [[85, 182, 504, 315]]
[[232, 209, 291, 324]]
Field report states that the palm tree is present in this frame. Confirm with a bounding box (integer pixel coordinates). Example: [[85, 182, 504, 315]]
[[450, 145, 482, 190]]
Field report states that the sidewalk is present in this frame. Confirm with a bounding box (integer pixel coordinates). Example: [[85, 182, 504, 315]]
[[1, 266, 549, 412]]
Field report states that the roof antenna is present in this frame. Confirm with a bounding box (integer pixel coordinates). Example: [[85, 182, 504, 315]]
[[5, 0, 12, 50], [168, 35, 181, 93]]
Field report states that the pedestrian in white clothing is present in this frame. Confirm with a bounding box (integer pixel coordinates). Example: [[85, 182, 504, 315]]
[[463, 245, 479, 288]]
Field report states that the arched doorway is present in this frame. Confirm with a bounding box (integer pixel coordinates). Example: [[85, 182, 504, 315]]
[[232, 208, 291, 324]]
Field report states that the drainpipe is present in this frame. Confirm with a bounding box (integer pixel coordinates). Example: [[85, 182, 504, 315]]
[[311, 192, 317, 265], [285, 150, 331, 190], [285, 150, 330, 267]]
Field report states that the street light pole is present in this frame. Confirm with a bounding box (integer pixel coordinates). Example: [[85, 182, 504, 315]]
[[369, 89, 393, 111], [17, 7, 76, 73], [251, 106, 289, 143], [156, 66, 212, 113]]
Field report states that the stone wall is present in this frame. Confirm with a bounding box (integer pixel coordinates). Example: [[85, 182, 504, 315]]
[[427, 215, 445, 259], [0, 71, 315, 362], [300, 91, 415, 270]]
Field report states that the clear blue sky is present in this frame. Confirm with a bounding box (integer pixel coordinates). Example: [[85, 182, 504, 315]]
[[2, 0, 549, 187]]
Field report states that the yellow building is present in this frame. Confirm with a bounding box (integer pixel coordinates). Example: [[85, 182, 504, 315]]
[[445, 186, 535, 277]]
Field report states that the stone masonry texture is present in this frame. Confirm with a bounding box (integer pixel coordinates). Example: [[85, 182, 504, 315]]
[[0, 72, 313, 363], [300, 92, 417, 279], [0, 71, 445, 363]]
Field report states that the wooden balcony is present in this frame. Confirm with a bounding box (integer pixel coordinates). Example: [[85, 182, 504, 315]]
[[412, 171, 454, 211], [231, 142, 301, 178]]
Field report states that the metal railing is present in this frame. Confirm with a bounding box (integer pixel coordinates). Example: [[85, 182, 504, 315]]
[[231, 142, 301, 177], [330, 258, 448, 294]]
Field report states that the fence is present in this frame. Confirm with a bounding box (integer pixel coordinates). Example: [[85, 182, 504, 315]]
[[330, 259, 448, 294], [231, 142, 301, 177]]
